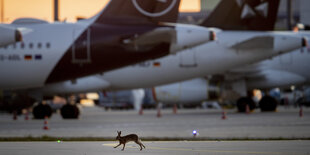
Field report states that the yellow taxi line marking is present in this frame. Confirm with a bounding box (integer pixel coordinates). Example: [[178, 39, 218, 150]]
[[103, 143, 118, 147]]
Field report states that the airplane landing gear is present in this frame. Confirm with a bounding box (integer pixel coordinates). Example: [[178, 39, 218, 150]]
[[236, 97, 256, 113], [259, 95, 278, 112], [32, 102, 53, 119], [60, 104, 80, 119], [60, 95, 80, 119]]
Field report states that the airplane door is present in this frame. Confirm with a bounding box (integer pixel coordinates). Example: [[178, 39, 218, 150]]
[[179, 48, 197, 67], [72, 28, 92, 64]]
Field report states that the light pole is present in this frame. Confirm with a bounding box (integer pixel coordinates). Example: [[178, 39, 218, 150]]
[[287, 0, 293, 30], [54, 0, 59, 21], [1, 0, 4, 23], [200, 0, 208, 12]]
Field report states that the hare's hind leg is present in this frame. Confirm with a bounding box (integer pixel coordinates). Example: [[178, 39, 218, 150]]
[[114, 143, 121, 148], [121, 143, 126, 151], [135, 140, 145, 150], [139, 139, 145, 148]]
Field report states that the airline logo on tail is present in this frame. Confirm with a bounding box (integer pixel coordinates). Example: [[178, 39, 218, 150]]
[[132, 0, 177, 17], [236, 0, 269, 19]]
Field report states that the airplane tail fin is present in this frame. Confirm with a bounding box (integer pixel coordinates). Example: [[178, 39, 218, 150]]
[[201, 0, 280, 31], [95, 0, 181, 24]]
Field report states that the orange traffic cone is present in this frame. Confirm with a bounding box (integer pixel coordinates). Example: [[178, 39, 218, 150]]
[[139, 105, 143, 115], [13, 111, 18, 120], [245, 104, 250, 114], [43, 116, 49, 130], [173, 104, 177, 114], [157, 107, 162, 118], [24, 110, 29, 120], [299, 107, 303, 118], [221, 111, 227, 120]]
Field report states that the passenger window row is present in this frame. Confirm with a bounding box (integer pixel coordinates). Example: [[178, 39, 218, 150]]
[[2, 42, 51, 50]]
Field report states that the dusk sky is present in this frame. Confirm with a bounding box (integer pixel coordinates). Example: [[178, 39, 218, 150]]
[[1, 0, 200, 23]]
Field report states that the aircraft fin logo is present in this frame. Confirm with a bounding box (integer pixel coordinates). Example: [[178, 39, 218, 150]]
[[132, 0, 177, 17], [236, 0, 269, 19], [241, 4, 256, 19], [255, 2, 269, 17]]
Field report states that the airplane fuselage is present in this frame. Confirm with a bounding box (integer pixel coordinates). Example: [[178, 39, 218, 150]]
[[0, 20, 214, 90], [241, 32, 310, 89], [39, 31, 306, 94], [101, 31, 306, 90], [0, 21, 172, 90]]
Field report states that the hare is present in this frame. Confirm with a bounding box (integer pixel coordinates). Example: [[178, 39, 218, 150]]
[[114, 131, 145, 151]]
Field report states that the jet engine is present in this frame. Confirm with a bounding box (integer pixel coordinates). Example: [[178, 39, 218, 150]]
[[0, 25, 22, 47], [152, 78, 220, 105]]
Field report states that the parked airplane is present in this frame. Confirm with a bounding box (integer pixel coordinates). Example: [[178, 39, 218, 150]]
[[204, 0, 310, 111], [41, 30, 306, 92], [108, 0, 310, 112], [0, 0, 213, 90], [152, 0, 310, 112], [1, 0, 219, 118], [31, 0, 308, 117], [4, 1, 306, 118], [39, 0, 305, 92]]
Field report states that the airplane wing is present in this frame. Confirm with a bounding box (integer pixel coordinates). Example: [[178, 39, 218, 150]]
[[0, 25, 23, 47], [230, 36, 274, 50], [122, 27, 176, 46], [230, 34, 307, 52], [246, 69, 307, 89]]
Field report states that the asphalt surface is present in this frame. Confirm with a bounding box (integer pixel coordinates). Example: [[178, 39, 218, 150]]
[[0, 106, 309, 139], [0, 141, 309, 155]]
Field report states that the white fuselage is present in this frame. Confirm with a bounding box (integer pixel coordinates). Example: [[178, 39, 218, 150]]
[[0, 21, 89, 90], [152, 32, 310, 105], [0, 20, 213, 90], [102, 31, 305, 89], [231, 32, 310, 89], [39, 30, 306, 94]]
